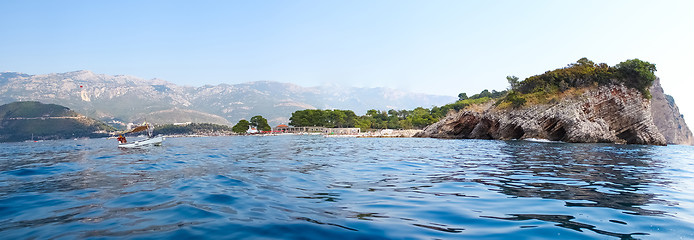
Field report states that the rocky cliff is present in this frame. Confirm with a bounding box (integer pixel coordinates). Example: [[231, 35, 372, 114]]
[[649, 78, 694, 145], [416, 83, 669, 145]]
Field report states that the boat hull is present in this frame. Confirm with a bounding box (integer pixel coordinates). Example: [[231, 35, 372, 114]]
[[118, 136, 164, 148]]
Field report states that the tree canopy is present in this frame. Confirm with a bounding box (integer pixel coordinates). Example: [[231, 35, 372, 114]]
[[457, 93, 468, 101], [289, 109, 357, 128], [514, 58, 656, 97], [250, 115, 271, 132], [615, 59, 657, 97], [232, 119, 250, 134], [288, 89, 505, 131], [499, 58, 658, 108], [507, 76, 520, 91]]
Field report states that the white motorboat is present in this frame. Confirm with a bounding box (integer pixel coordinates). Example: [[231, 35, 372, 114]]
[[118, 135, 164, 148], [115, 123, 164, 148]]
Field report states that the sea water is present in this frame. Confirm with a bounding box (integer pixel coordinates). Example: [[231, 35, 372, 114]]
[[1, 136, 693, 239]]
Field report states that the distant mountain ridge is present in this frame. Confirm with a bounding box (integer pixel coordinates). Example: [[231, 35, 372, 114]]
[[0, 70, 456, 126]]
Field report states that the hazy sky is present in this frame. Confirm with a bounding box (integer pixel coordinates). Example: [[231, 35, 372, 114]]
[[1, 0, 693, 119]]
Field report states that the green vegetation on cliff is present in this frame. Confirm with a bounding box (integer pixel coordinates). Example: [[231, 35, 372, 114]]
[[499, 58, 657, 108], [0, 101, 115, 142]]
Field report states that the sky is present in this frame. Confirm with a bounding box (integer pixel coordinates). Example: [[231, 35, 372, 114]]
[[1, 0, 693, 120]]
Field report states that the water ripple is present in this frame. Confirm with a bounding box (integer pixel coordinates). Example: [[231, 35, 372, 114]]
[[0, 137, 693, 239]]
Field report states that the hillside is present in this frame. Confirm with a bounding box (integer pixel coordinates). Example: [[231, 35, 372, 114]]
[[0, 101, 115, 142], [417, 58, 692, 145], [0, 71, 455, 127]]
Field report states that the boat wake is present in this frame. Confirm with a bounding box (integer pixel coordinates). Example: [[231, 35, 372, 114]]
[[522, 138, 564, 143]]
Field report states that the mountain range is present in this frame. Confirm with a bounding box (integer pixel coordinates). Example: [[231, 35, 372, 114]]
[[0, 70, 456, 127]]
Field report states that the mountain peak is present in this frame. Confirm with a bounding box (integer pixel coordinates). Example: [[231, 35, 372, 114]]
[[62, 70, 96, 78]]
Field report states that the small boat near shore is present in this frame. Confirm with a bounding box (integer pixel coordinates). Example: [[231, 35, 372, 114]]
[[115, 123, 164, 148], [118, 135, 164, 148]]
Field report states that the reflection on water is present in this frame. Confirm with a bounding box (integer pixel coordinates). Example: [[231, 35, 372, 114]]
[[482, 214, 648, 239], [0, 137, 693, 239], [491, 142, 670, 215]]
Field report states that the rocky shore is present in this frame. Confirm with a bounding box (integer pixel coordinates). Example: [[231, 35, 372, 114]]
[[416, 81, 692, 145]]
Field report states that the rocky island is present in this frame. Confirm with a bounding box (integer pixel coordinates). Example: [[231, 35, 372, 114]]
[[417, 58, 693, 145]]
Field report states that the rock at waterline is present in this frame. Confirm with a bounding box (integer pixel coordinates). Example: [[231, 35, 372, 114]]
[[416, 83, 668, 145]]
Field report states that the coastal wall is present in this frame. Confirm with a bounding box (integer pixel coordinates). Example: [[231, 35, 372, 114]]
[[416, 83, 669, 145]]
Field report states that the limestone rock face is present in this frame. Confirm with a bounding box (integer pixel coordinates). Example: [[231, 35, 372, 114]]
[[417, 84, 667, 145], [649, 78, 694, 145]]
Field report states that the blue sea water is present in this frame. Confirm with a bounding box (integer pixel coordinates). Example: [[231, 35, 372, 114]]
[[1, 136, 693, 239]]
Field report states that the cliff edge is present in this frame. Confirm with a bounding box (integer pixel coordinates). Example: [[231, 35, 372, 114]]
[[416, 83, 667, 145], [650, 78, 694, 145]]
